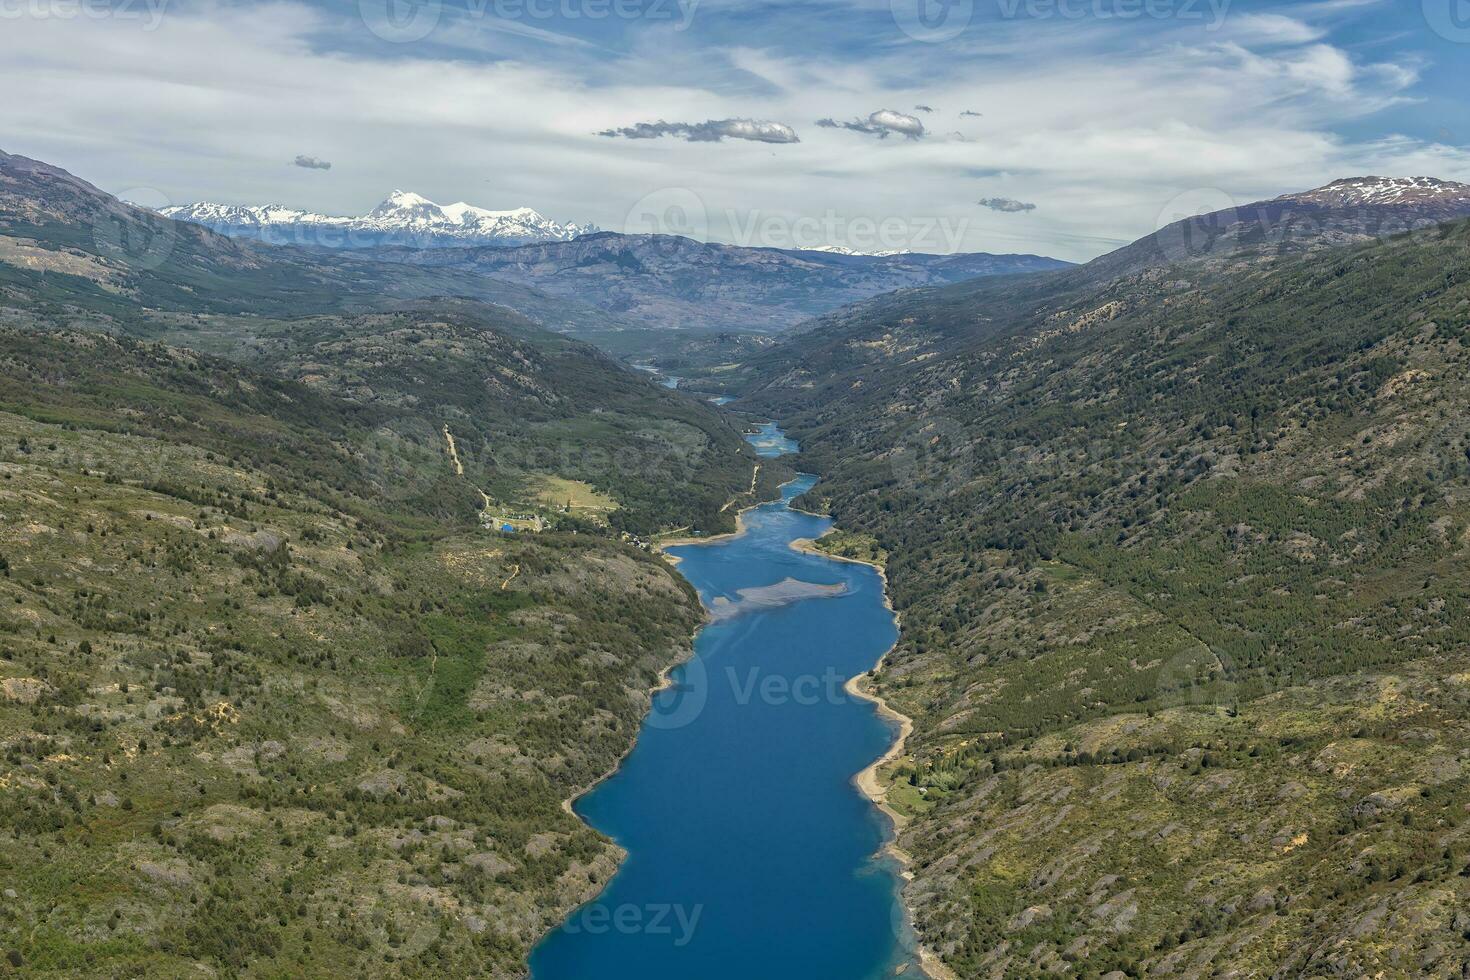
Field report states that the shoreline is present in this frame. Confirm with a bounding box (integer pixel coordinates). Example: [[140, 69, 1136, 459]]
[[649, 473, 799, 564], [547, 471, 958, 980], [793, 530, 959, 980], [551, 487, 786, 907]]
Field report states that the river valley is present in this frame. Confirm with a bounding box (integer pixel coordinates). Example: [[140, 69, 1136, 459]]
[[529, 426, 917, 979]]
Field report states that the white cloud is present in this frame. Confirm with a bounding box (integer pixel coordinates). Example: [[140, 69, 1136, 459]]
[[598, 119, 800, 143], [979, 197, 1036, 213], [0, 0, 1464, 263], [816, 109, 926, 139]]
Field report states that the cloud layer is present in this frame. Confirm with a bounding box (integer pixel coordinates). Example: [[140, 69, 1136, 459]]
[[816, 109, 926, 140], [598, 118, 800, 144], [292, 155, 332, 170], [1, 0, 1465, 261]]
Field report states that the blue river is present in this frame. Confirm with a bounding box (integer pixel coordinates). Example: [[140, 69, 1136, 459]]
[[529, 426, 917, 979]]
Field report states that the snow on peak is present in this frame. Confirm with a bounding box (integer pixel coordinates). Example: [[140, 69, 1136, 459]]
[[160, 191, 597, 249], [1278, 176, 1470, 208]]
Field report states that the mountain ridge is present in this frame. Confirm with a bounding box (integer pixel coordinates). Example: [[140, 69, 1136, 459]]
[[376, 231, 1072, 335], [727, 188, 1470, 978], [160, 189, 598, 249]]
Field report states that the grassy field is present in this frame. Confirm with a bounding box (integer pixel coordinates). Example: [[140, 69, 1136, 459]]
[[528, 475, 619, 524]]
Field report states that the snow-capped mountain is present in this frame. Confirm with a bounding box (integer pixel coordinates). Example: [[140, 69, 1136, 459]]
[[1276, 176, 1470, 208], [800, 245, 917, 257], [159, 191, 597, 249]]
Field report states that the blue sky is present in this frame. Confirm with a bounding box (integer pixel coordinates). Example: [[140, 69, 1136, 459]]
[[3, 0, 1468, 259]]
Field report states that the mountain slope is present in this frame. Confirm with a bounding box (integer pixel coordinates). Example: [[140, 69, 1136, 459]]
[[161, 190, 597, 249], [1087, 175, 1470, 281], [374, 231, 1072, 334], [0, 153, 782, 978], [0, 149, 639, 338], [727, 176, 1470, 408], [737, 211, 1470, 976]]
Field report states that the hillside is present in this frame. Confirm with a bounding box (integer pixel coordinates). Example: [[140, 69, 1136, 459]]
[[738, 213, 1470, 976], [0, 150, 641, 340], [374, 232, 1071, 335], [0, 156, 781, 977]]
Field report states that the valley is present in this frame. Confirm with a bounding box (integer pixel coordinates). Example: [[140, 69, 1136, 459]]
[[0, 152, 794, 977], [6, 145, 1470, 980]]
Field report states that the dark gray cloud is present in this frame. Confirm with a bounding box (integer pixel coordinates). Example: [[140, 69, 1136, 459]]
[[979, 196, 1037, 213], [597, 118, 799, 143], [914, 104, 934, 113], [292, 154, 332, 170], [816, 109, 926, 140], [959, 110, 983, 118]]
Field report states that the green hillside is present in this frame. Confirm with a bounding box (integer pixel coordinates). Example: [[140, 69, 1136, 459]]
[[0, 158, 778, 978], [740, 222, 1470, 977]]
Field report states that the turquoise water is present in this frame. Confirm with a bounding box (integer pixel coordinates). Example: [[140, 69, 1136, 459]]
[[747, 421, 799, 459], [529, 428, 915, 980], [629, 363, 683, 390]]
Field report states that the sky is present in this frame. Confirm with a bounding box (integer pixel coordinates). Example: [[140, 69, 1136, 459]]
[[4, 0, 1470, 260]]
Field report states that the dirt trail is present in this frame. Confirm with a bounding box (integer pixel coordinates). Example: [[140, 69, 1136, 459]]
[[720, 463, 762, 513], [501, 564, 520, 591], [443, 425, 464, 476]]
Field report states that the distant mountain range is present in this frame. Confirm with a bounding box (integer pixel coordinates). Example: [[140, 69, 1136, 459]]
[[376, 232, 1073, 334], [160, 190, 598, 248], [153, 188, 1072, 336]]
